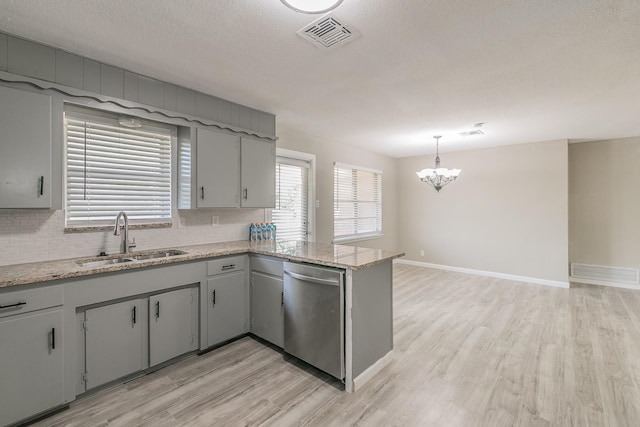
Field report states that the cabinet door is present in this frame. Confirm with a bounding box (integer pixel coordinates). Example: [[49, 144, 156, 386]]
[[196, 128, 239, 208], [241, 137, 275, 208], [207, 271, 246, 347], [250, 272, 284, 347], [149, 288, 196, 367], [84, 300, 143, 391], [0, 309, 63, 426], [0, 85, 51, 208]]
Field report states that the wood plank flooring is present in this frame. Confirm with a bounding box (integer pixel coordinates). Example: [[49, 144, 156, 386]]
[[33, 264, 640, 426]]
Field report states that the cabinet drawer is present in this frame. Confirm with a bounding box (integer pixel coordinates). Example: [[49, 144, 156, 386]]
[[0, 284, 63, 318], [207, 255, 246, 276], [251, 256, 283, 277]]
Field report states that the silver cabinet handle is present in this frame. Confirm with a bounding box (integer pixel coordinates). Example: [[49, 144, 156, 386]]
[[283, 270, 340, 286], [0, 301, 26, 310]]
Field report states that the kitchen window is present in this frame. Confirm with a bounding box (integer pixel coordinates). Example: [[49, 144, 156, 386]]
[[272, 149, 315, 241], [333, 162, 382, 243], [64, 107, 174, 228]]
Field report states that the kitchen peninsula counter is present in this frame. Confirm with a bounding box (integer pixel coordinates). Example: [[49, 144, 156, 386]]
[[0, 240, 404, 289], [0, 240, 403, 400]]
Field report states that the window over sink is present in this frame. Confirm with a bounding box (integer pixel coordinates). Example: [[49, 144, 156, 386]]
[[64, 106, 175, 228]]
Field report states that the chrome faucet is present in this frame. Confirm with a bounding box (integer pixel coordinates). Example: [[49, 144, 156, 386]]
[[113, 211, 136, 254]]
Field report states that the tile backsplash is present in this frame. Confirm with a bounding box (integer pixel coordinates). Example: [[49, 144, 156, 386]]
[[0, 209, 265, 266]]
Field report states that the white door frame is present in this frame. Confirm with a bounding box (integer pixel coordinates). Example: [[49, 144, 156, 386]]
[[275, 148, 316, 242]]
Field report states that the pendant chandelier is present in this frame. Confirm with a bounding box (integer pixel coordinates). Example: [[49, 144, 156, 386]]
[[416, 136, 461, 192]]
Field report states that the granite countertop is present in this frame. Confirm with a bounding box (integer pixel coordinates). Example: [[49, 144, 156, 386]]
[[0, 240, 405, 289]]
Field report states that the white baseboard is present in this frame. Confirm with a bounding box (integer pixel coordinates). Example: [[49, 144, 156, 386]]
[[352, 350, 393, 392], [395, 259, 569, 289], [569, 276, 640, 290]]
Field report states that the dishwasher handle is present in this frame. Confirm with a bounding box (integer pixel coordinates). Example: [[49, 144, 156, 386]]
[[283, 270, 341, 286]]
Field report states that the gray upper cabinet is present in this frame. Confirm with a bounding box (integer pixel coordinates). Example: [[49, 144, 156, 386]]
[[0, 85, 51, 208], [149, 287, 197, 367], [241, 137, 276, 208], [7, 37, 55, 82], [54, 50, 84, 88], [83, 299, 144, 391], [189, 131, 275, 209], [0, 308, 64, 426], [0, 33, 7, 71], [196, 128, 240, 208]]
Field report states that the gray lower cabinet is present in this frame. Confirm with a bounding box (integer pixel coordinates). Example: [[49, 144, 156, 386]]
[[83, 299, 143, 391], [0, 84, 52, 208], [0, 308, 64, 426], [206, 271, 246, 346], [250, 272, 284, 348], [205, 256, 247, 348], [149, 287, 198, 367]]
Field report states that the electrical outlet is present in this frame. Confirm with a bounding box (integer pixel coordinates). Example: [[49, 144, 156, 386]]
[[178, 216, 185, 229], [420, 250, 424, 257], [211, 216, 219, 226], [315, 200, 320, 208]]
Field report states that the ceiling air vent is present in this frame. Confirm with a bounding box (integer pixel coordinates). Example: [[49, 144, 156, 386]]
[[296, 14, 360, 50]]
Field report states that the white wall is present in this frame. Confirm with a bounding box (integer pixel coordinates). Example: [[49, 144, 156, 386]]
[[397, 139, 569, 283], [276, 125, 398, 251], [0, 208, 264, 266], [0, 123, 401, 267], [569, 136, 640, 268]]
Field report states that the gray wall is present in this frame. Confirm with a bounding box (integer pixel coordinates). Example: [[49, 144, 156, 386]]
[[569, 136, 640, 269], [398, 140, 569, 283]]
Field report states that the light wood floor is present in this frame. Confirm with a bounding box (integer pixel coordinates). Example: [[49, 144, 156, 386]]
[[33, 264, 640, 426]]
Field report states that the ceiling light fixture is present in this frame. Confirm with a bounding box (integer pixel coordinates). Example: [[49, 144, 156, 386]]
[[281, 0, 344, 14], [416, 136, 462, 192]]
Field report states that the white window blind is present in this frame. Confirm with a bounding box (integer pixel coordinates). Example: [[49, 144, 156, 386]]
[[333, 162, 382, 242], [65, 112, 172, 227], [273, 157, 309, 241]]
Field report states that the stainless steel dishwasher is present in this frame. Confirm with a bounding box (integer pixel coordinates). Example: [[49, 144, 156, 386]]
[[283, 262, 345, 380]]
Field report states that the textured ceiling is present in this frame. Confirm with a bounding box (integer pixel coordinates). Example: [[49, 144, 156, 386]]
[[0, 0, 639, 157]]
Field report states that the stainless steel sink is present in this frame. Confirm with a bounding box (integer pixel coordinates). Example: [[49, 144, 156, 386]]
[[76, 249, 187, 268], [77, 257, 135, 268], [130, 249, 187, 261]]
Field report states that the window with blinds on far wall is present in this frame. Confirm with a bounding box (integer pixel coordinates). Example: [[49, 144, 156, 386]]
[[333, 162, 382, 242], [65, 110, 173, 227], [272, 157, 309, 241]]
